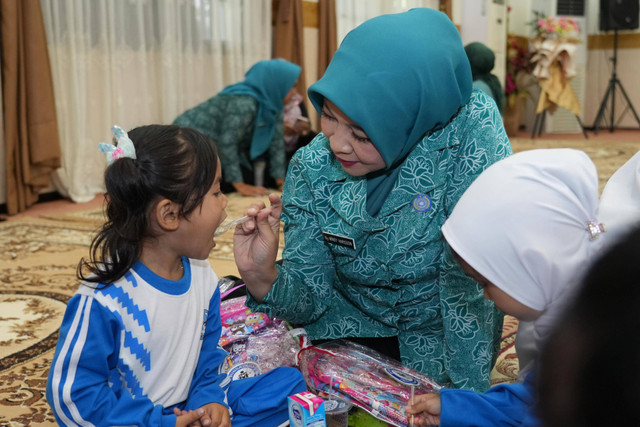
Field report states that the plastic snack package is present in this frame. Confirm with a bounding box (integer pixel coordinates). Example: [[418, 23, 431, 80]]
[[220, 295, 273, 347], [220, 295, 310, 379], [298, 339, 442, 427]]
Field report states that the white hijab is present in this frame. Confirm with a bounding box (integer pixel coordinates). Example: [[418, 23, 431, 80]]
[[599, 149, 640, 247], [441, 148, 628, 347]]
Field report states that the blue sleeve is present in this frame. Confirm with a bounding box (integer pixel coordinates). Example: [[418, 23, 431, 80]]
[[440, 372, 538, 427], [185, 286, 231, 410], [46, 293, 176, 427]]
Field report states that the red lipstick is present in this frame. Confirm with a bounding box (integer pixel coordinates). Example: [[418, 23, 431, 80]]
[[337, 157, 358, 167]]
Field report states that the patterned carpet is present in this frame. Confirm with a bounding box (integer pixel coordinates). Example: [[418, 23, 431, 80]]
[[1, 138, 637, 425]]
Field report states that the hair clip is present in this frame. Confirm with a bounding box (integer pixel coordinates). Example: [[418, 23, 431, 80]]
[[98, 125, 137, 165], [586, 221, 606, 241]]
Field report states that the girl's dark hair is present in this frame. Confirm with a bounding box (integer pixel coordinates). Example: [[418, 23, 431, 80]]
[[78, 125, 219, 285]]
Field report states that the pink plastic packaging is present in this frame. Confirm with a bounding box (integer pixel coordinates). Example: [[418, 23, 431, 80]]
[[219, 296, 309, 379], [298, 339, 442, 427]]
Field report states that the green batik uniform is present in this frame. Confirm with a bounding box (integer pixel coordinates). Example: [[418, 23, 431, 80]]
[[248, 89, 511, 392], [174, 94, 286, 185]]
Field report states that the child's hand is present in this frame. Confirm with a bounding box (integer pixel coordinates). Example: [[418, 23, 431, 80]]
[[174, 407, 205, 427], [173, 403, 230, 427], [197, 402, 231, 427], [406, 393, 442, 426]]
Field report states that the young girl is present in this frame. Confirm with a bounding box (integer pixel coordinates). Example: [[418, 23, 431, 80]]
[[46, 125, 305, 427], [404, 148, 639, 426]]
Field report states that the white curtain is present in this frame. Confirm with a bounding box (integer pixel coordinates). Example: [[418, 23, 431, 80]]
[[40, 0, 272, 203], [336, 0, 439, 44]]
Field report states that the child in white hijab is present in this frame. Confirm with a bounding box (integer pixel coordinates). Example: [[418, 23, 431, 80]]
[[405, 148, 640, 426], [516, 147, 640, 380]]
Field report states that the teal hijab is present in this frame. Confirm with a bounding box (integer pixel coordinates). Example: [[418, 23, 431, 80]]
[[308, 8, 472, 216], [221, 59, 301, 160], [465, 42, 505, 113]]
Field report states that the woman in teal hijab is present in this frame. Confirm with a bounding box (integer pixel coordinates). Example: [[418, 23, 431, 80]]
[[174, 59, 301, 196], [234, 9, 511, 392], [465, 41, 506, 114]]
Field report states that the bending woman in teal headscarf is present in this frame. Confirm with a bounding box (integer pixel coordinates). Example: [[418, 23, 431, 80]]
[[174, 59, 301, 196], [465, 42, 506, 114], [234, 9, 511, 392]]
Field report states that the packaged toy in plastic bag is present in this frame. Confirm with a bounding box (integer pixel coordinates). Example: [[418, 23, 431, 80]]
[[220, 295, 272, 347], [220, 295, 309, 380], [298, 339, 442, 427]]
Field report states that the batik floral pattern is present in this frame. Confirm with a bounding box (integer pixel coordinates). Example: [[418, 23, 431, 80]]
[[174, 95, 286, 185], [248, 89, 512, 391]]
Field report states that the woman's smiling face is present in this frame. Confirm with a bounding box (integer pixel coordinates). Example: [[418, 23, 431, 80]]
[[320, 99, 386, 176]]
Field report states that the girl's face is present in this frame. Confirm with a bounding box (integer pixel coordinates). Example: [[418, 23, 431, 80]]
[[453, 250, 543, 321], [179, 159, 227, 260], [321, 99, 386, 176]]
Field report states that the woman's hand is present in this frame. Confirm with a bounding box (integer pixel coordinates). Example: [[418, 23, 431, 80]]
[[232, 182, 267, 197], [405, 393, 442, 426], [233, 193, 282, 302]]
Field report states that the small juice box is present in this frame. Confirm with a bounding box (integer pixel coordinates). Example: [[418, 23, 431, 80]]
[[288, 391, 326, 427]]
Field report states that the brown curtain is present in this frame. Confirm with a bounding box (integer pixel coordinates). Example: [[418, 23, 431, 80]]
[[1, 0, 61, 214], [274, 0, 307, 98], [317, 0, 337, 79], [440, 0, 453, 19]]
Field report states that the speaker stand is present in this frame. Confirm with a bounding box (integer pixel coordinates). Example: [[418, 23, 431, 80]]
[[593, 29, 640, 134]]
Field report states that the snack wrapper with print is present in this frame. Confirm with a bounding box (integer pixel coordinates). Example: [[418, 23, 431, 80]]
[[298, 339, 442, 427], [219, 295, 309, 380]]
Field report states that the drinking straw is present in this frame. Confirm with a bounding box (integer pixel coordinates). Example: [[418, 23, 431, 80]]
[[410, 385, 415, 427]]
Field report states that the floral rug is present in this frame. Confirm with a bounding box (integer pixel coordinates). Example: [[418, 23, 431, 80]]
[[1, 137, 638, 425]]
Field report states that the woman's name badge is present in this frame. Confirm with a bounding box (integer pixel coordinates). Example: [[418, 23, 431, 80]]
[[412, 194, 432, 212], [322, 232, 356, 250]]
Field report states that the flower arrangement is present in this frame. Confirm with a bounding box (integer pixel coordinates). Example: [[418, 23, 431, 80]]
[[505, 34, 534, 106], [530, 11, 579, 39]]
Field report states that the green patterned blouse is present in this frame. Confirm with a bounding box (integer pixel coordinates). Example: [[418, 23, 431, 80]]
[[247, 89, 512, 392], [173, 94, 286, 184]]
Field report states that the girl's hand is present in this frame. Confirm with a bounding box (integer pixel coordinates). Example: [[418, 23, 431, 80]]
[[197, 403, 231, 427], [406, 393, 442, 426], [174, 408, 205, 427], [233, 193, 282, 302], [173, 403, 230, 427]]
